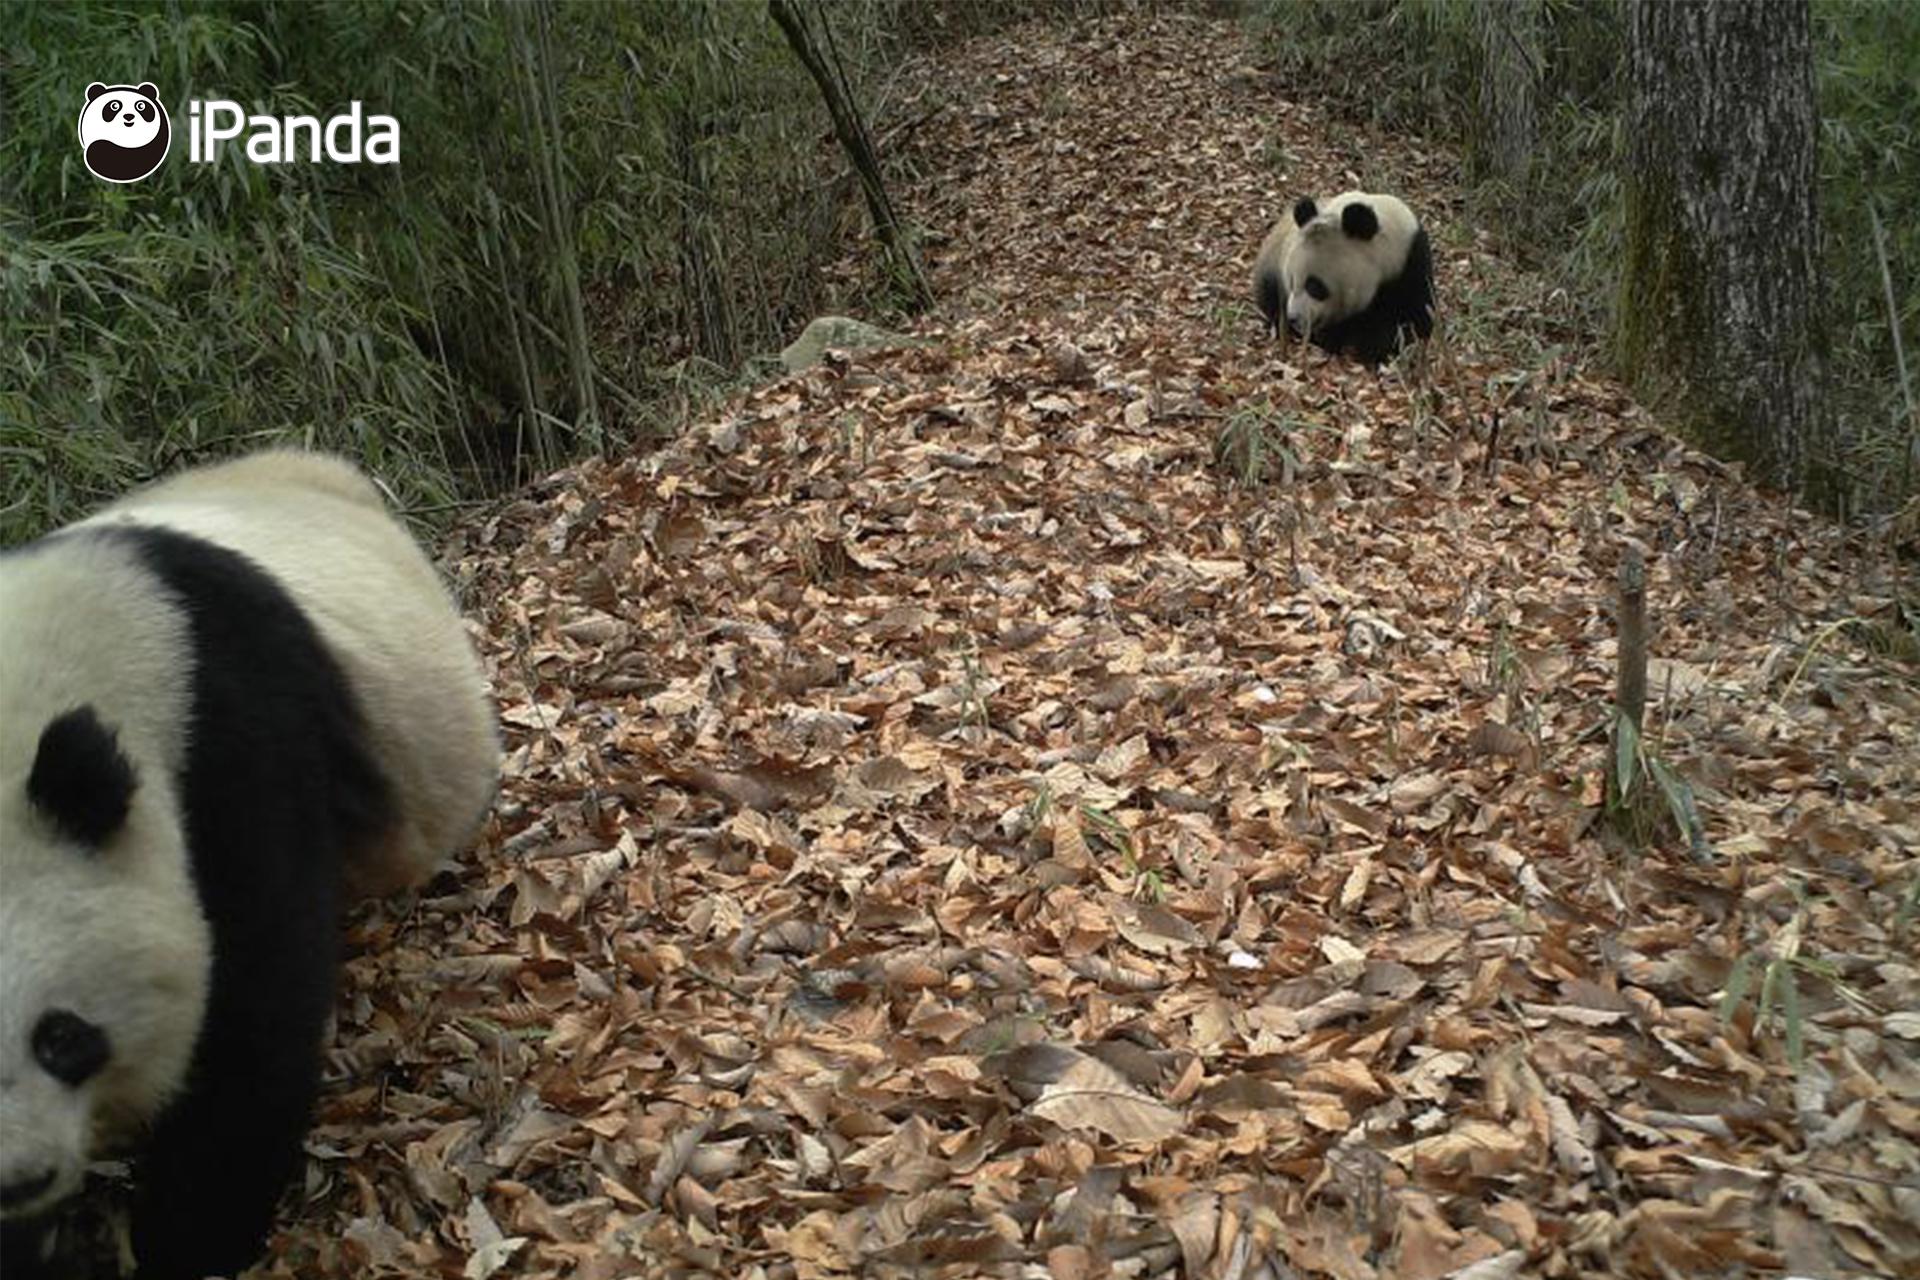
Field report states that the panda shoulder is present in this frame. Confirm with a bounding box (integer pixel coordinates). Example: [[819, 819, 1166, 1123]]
[[1356, 193, 1423, 241]]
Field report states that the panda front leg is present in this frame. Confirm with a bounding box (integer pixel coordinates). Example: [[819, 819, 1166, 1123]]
[[129, 881, 340, 1279], [130, 1086, 319, 1278]]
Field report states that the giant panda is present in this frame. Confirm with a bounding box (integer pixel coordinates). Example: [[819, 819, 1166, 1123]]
[[1252, 190, 1435, 365], [0, 451, 500, 1279]]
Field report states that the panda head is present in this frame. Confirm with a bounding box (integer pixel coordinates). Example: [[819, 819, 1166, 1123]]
[[1281, 192, 1421, 340], [78, 83, 165, 152], [0, 706, 206, 1222]]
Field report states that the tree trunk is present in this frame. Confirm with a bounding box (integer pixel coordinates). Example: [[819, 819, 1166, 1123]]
[[768, 0, 932, 311], [1471, 0, 1539, 187], [1619, 0, 1834, 504]]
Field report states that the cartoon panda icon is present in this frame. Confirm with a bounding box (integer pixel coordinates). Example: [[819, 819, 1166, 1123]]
[[77, 81, 170, 183]]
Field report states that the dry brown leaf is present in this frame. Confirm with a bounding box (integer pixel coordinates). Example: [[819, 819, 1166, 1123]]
[[1169, 1194, 1219, 1276], [1394, 1120, 1530, 1178], [1011, 1046, 1186, 1144]]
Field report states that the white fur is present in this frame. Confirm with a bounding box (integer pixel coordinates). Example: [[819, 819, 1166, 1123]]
[[0, 450, 499, 1216], [0, 537, 210, 1214], [77, 86, 163, 152]]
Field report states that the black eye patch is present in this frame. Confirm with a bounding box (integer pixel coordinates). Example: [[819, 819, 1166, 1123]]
[[32, 1010, 110, 1087], [104, 98, 122, 119], [1305, 277, 1330, 301], [136, 100, 153, 120]]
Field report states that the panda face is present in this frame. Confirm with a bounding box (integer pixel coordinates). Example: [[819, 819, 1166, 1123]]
[[0, 706, 209, 1222], [1281, 194, 1417, 340], [0, 997, 101, 1218], [78, 83, 164, 151], [1283, 201, 1376, 338]]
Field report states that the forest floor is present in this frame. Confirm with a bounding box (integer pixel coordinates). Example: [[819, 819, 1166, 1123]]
[[273, 15, 1916, 1280]]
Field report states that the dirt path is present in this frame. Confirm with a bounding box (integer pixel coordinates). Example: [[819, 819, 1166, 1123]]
[[285, 17, 1917, 1280]]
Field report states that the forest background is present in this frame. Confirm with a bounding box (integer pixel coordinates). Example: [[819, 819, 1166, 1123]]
[[1, 0, 1915, 536]]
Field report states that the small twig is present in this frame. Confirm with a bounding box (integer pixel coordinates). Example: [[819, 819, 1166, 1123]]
[[875, 103, 941, 152], [1783, 615, 1863, 697], [681, 965, 750, 998], [397, 497, 503, 517]]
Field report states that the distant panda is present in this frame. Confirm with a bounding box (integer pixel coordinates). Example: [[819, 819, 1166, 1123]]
[[0, 451, 500, 1279], [1252, 190, 1435, 365], [76, 83, 170, 184]]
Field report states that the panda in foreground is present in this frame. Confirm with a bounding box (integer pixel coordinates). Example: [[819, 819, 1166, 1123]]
[[0, 451, 500, 1279], [1253, 190, 1435, 365]]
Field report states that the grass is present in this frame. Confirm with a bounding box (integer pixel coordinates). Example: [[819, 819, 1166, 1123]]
[[1213, 399, 1301, 487]]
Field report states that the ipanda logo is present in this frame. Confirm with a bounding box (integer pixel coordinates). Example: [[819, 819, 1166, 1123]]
[[78, 82, 170, 183], [78, 82, 399, 183], [189, 100, 400, 165]]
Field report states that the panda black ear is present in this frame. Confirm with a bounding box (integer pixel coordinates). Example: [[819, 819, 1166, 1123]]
[[136, 83, 159, 101], [26, 706, 138, 849], [87, 83, 109, 103], [1291, 197, 1318, 227], [1341, 202, 1381, 241]]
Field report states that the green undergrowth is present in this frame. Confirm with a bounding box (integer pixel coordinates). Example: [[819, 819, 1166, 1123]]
[[0, 0, 946, 540]]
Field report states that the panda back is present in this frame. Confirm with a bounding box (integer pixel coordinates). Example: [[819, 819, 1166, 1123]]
[[84, 452, 500, 895], [1322, 191, 1422, 280]]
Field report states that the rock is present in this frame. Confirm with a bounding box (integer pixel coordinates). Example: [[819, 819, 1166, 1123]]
[[778, 316, 916, 372]]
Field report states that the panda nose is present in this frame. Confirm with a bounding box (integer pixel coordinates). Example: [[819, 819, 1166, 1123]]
[[0, 1167, 55, 1209], [122, 113, 135, 123]]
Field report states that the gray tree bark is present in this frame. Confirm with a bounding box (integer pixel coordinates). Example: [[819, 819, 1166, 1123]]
[[1620, 0, 1834, 503], [1471, 0, 1540, 187]]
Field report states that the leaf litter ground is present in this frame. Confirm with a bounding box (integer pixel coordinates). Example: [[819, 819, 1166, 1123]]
[[267, 16, 1916, 1280]]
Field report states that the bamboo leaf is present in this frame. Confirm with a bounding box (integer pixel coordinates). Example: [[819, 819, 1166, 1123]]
[[1782, 962, 1805, 1065], [1613, 709, 1640, 800]]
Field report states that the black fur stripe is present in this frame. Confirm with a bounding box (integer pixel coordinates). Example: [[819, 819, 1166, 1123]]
[[99, 524, 396, 884], [88, 522, 397, 1275]]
